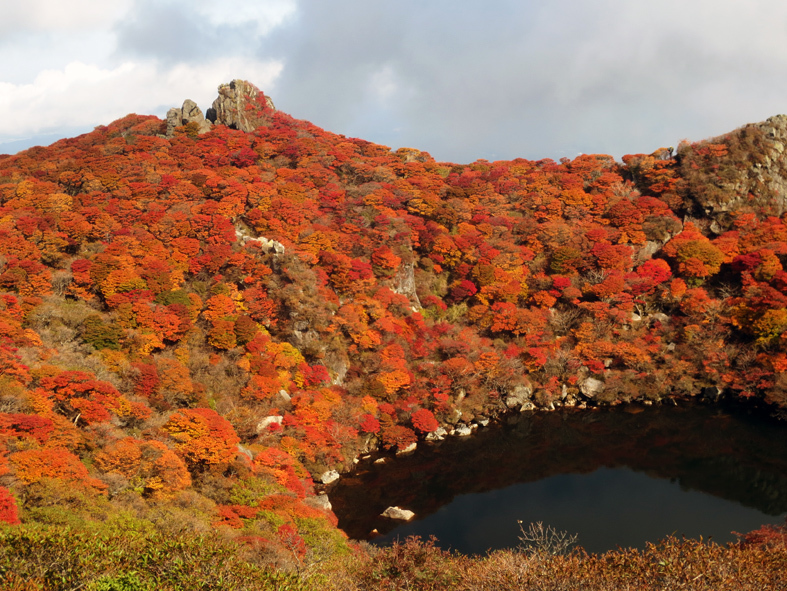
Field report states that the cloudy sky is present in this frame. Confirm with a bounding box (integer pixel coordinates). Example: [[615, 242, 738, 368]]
[[3, 1, 787, 163]]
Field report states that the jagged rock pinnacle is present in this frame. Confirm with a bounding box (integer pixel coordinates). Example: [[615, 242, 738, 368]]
[[166, 79, 276, 137], [166, 99, 212, 137]]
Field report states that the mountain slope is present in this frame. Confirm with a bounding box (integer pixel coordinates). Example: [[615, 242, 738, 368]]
[[1, 80, 787, 581]]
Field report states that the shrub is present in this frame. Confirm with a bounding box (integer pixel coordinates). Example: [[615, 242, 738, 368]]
[[517, 520, 578, 556], [411, 409, 439, 434], [359, 536, 462, 591]]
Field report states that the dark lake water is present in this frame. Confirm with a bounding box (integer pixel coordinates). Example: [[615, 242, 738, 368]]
[[329, 402, 787, 555]]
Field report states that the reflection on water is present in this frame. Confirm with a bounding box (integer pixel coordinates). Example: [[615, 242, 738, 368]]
[[329, 402, 787, 555]]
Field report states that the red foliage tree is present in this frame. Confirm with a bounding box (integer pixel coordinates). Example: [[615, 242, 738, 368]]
[[0, 413, 54, 445], [358, 414, 381, 434], [410, 408, 439, 434], [0, 487, 20, 525]]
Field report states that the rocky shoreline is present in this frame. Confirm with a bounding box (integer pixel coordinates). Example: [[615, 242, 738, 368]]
[[325, 396, 787, 542], [315, 385, 784, 527]]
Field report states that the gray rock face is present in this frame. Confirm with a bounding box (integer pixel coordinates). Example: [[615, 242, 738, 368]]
[[256, 415, 283, 433], [392, 261, 421, 310], [634, 240, 666, 265], [307, 494, 332, 512], [165, 99, 213, 137], [682, 114, 787, 226], [207, 79, 275, 133], [182, 100, 211, 132], [757, 120, 787, 212], [236, 444, 253, 461], [165, 108, 180, 136], [234, 227, 285, 254], [324, 351, 349, 386], [165, 79, 275, 138]]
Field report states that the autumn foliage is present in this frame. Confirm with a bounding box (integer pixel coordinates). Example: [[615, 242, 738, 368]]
[[1, 81, 787, 582], [163, 408, 240, 469]]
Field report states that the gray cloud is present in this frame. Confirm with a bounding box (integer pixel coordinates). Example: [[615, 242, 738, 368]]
[[7, 0, 787, 163], [259, 0, 787, 163], [113, 0, 293, 63], [114, 1, 229, 62]]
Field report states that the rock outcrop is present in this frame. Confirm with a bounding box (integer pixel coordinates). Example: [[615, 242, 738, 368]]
[[680, 114, 787, 229], [392, 261, 422, 310], [166, 99, 212, 137], [206, 79, 276, 133], [166, 79, 276, 137], [255, 415, 283, 434]]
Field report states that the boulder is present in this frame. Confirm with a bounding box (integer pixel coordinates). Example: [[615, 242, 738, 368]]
[[320, 470, 340, 485], [652, 313, 670, 325], [633, 240, 664, 265], [165, 99, 212, 137], [396, 442, 417, 454], [580, 377, 605, 399], [425, 426, 447, 441], [505, 383, 533, 409], [165, 108, 180, 136], [182, 99, 212, 132], [251, 236, 285, 255], [235, 228, 285, 254], [452, 424, 473, 437], [381, 506, 415, 521]]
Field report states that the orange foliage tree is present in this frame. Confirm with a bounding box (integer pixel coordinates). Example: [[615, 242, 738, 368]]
[[163, 408, 241, 470], [94, 437, 192, 496]]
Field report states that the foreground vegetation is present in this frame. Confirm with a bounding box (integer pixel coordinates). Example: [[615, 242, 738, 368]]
[[2, 520, 786, 590]]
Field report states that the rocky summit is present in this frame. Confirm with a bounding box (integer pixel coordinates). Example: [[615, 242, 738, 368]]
[[166, 79, 276, 138]]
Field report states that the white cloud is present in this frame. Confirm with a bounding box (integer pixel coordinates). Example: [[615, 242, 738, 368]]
[[0, 0, 133, 34], [0, 58, 283, 142], [368, 65, 400, 104], [7, 0, 787, 160], [271, 0, 787, 162], [195, 0, 296, 35]]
